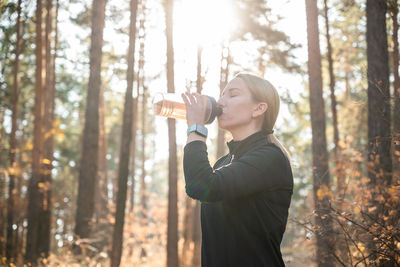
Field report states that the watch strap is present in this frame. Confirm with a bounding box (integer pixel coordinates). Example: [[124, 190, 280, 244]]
[[187, 124, 208, 137]]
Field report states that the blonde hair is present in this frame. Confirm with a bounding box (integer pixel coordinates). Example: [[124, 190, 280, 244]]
[[236, 73, 292, 164]]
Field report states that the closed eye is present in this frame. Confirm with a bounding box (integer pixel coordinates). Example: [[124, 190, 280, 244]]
[[221, 87, 241, 97]]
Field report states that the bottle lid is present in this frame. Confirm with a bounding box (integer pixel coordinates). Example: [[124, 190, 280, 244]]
[[205, 96, 223, 124]]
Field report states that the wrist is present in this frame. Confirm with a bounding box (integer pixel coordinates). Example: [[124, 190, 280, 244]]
[[187, 131, 206, 144]]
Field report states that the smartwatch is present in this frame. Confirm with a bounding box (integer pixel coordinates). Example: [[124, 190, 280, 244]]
[[187, 124, 208, 138]]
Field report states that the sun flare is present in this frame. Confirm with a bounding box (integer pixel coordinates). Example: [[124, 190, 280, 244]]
[[174, 0, 237, 47]]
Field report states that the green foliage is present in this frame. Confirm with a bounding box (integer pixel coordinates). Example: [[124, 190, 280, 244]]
[[230, 0, 301, 73], [69, 3, 91, 28], [0, 1, 17, 106]]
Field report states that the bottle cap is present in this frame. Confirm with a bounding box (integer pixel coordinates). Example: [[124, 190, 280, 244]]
[[205, 96, 223, 124]]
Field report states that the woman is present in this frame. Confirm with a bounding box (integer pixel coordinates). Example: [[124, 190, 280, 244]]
[[181, 73, 293, 267]]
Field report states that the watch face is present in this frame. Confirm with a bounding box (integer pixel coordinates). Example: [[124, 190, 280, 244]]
[[196, 124, 208, 137], [187, 124, 208, 137]]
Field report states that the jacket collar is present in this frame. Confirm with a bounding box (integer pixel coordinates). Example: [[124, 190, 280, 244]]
[[226, 129, 269, 157]]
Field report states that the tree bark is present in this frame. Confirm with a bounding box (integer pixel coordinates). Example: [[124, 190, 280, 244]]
[[94, 84, 111, 252], [129, 97, 138, 213], [180, 196, 193, 267], [389, 0, 400, 183], [366, 0, 393, 263], [165, 0, 179, 266], [136, 10, 148, 259], [140, 76, 147, 218], [110, 0, 139, 265], [366, 1, 392, 185], [0, 105, 5, 258], [127, 96, 138, 257], [95, 85, 108, 220], [6, 0, 22, 262], [38, 0, 55, 257], [15, 112, 26, 263], [191, 201, 201, 267], [323, 0, 344, 198], [305, 0, 335, 266], [96, 85, 108, 221], [137, 8, 147, 220], [26, 0, 47, 263], [323, 1, 350, 263], [139, 89, 147, 259], [74, 0, 107, 241]]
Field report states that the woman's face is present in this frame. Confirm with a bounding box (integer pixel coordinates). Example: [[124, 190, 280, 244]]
[[217, 77, 263, 131]]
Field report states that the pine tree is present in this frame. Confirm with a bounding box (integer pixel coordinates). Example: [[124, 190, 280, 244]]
[[389, 0, 400, 183], [6, 0, 22, 262], [26, 0, 47, 262], [165, 0, 179, 266], [366, 0, 393, 263], [110, 0, 139, 264], [305, 0, 335, 265], [74, 0, 107, 243]]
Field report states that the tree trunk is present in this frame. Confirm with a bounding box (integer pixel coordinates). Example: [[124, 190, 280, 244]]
[[389, 0, 400, 183], [180, 196, 193, 267], [96, 85, 108, 223], [136, 10, 148, 258], [389, 9, 400, 263], [217, 44, 230, 158], [323, 0, 344, 198], [191, 201, 201, 267], [110, 0, 138, 265], [127, 96, 138, 257], [165, 0, 179, 266], [74, 0, 107, 242], [140, 77, 147, 219], [366, 0, 393, 263], [139, 85, 147, 259], [305, 0, 335, 266], [6, 0, 22, 262], [25, 0, 46, 263], [344, 66, 350, 103], [0, 107, 5, 258], [323, 0, 350, 263], [196, 46, 202, 94], [93, 84, 112, 252], [366, 1, 392, 186], [129, 97, 138, 213], [15, 113, 26, 263], [38, 0, 55, 257], [137, 5, 146, 218], [96, 84, 108, 219]]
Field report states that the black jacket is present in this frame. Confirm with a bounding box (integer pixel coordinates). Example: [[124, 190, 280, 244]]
[[183, 129, 293, 267]]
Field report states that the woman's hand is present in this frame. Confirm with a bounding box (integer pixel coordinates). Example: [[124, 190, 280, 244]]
[[181, 92, 208, 126]]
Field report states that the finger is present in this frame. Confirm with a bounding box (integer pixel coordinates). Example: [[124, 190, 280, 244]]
[[181, 93, 190, 106], [194, 92, 204, 105], [194, 93, 206, 107], [191, 92, 198, 103], [187, 92, 196, 105], [185, 92, 194, 105]]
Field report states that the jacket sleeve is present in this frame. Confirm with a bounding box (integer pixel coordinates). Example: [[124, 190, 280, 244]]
[[183, 140, 291, 202]]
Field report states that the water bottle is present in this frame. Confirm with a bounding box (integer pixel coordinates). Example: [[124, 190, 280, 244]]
[[153, 92, 222, 124]]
